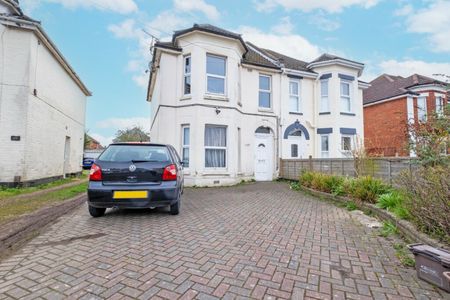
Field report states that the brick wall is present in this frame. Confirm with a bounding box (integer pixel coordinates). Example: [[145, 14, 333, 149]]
[[364, 97, 409, 156]]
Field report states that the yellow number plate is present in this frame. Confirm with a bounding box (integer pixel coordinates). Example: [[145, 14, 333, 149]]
[[113, 191, 148, 199]]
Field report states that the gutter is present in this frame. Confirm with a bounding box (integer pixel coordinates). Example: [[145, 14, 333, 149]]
[[0, 16, 92, 96]]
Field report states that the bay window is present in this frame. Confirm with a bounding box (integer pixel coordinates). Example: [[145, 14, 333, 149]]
[[417, 96, 427, 121], [205, 125, 227, 168], [436, 96, 443, 116], [206, 54, 226, 95], [320, 80, 329, 112], [341, 135, 352, 152], [340, 81, 351, 113], [181, 125, 190, 167]]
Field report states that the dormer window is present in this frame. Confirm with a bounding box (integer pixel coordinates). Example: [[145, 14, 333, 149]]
[[206, 54, 226, 95]]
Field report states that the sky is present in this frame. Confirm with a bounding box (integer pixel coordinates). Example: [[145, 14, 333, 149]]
[[20, 0, 450, 146]]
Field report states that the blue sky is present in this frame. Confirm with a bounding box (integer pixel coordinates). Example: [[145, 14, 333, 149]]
[[21, 0, 450, 146]]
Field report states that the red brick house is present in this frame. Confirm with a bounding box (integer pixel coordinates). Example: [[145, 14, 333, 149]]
[[363, 74, 448, 157]]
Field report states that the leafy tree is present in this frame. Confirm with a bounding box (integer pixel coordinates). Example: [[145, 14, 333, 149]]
[[84, 132, 93, 149], [113, 126, 150, 143]]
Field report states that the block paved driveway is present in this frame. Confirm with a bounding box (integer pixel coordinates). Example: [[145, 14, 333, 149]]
[[0, 182, 447, 300]]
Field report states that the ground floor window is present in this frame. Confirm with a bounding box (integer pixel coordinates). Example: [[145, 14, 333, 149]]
[[205, 125, 227, 168], [181, 125, 190, 167], [341, 135, 352, 153], [321, 135, 329, 158]]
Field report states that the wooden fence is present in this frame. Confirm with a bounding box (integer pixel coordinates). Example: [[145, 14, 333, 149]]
[[280, 157, 417, 184]]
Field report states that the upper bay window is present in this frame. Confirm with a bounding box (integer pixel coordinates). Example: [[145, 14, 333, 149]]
[[184, 56, 191, 95], [206, 54, 226, 95], [417, 96, 427, 122], [340, 80, 351, 113], [289, 79, 301, 113], [320, 79, 329, 113], [259, 74, 271, 109]]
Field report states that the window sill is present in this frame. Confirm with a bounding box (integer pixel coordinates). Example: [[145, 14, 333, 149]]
[[180, 95, 192, 101], [319, 112, 331, 115], [289, 112, 303, 115], [258, 108, 273, 113], [204, 94, 229, 101], [202, 170, 230, 176], [340, 112, 356, 116]]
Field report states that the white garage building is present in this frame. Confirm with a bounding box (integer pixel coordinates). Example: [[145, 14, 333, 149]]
[[147, 24, 368, 186], [0, 0, 91, 186]]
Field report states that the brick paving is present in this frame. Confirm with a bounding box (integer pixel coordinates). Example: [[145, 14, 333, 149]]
[[0, 182, 447, 299]]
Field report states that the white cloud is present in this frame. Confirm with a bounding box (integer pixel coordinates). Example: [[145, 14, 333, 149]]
[[254, 0, 380, 13], [22, 0, 138, 14], [271, 16, 294, 35], [309, 12, 340, 31], [404, 0, 450, 53], [378, 59, 450, 80], [239, 25, 321, 62], [173, 0, 220, 20], [394, 4, 413, 16], [96, 117, 151, 131]]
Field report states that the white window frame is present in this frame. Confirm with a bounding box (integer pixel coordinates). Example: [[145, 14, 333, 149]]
[[341, 135, 353, 153], [204, 125, 227, 169], [417, 96, 427, 122], [206, 54, 226, 95], [340, 80, 352, 113], [436, 96, 443, 116], [181, 125, 190, 168], [183, 55, 191, 96], [258, 74, 272, 109], [320, 134, 329, 158], [289, 79, 301, 113], [320, 79, 329, 113]]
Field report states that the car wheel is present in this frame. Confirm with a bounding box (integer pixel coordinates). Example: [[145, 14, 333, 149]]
[[88, 205, 106, 217], [170, 199, 180, 215]]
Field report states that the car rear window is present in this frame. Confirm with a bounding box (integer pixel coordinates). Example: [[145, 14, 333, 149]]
[[98, 145, 171, 162]]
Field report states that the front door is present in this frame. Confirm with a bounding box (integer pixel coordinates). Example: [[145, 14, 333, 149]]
[[254, 133, 273, 181]]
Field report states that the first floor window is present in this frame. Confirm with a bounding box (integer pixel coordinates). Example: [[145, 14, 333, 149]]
[[341, 135, 352, 152], [184, 55, 191, 95], [320, 79, 329, 112], [181, 125, 190, 167], [289, 80, 300, 112], [205, 125, 227, 168], [340, 81, 351, 113], [417, 96, 427, 121], [206, 54, 226, 94], [321, 135, 329, 158], [291, 144, 298, 158], [259, 74, 271, 108]]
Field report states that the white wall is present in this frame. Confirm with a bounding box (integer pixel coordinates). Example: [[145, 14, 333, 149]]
[[0, 25, 87, 183]]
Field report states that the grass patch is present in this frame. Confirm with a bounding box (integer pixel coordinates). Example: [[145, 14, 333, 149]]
[[393, 243, 415, 267], [379, 221, 399, 237], [0, 182, 87, 225], [345, 201, 357, 211], [0, 172, 87, 200]]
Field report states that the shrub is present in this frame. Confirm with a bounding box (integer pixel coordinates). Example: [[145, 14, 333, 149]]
[[299, 171, 314, 188], [324, 175, 345, 195], [377, 192, 403, 210], [351, 176, 389, 203], [311, 173, 328, 192], [397, 166, 450, 241]]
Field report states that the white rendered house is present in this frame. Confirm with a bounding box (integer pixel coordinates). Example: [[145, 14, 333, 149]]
[[0, 0, 91, 186], [147, 24, 369, 186]]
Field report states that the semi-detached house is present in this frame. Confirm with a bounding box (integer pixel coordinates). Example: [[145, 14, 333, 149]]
[[147, 24, 369, 186]]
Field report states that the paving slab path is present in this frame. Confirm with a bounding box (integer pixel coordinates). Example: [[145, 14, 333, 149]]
[[0, 182, 447, 299]]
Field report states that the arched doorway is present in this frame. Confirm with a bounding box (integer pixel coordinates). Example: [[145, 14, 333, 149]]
[[283, 120, 310, 159], [254, 126, 274, 181]]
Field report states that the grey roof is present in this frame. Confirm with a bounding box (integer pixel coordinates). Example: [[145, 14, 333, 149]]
[[363, 74, 447, 105], [260, 48, 311, 72], [172, 24, 247, 52], [154, 41, 181, 52], [242, 44, 279, 69], [310, 53, 364, 66]]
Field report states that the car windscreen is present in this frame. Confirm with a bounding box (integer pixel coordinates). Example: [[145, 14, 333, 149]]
[[98, 145, 171, 162]]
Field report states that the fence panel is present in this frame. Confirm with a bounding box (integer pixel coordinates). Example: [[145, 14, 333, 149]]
[[280, 157, 416, 183]]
